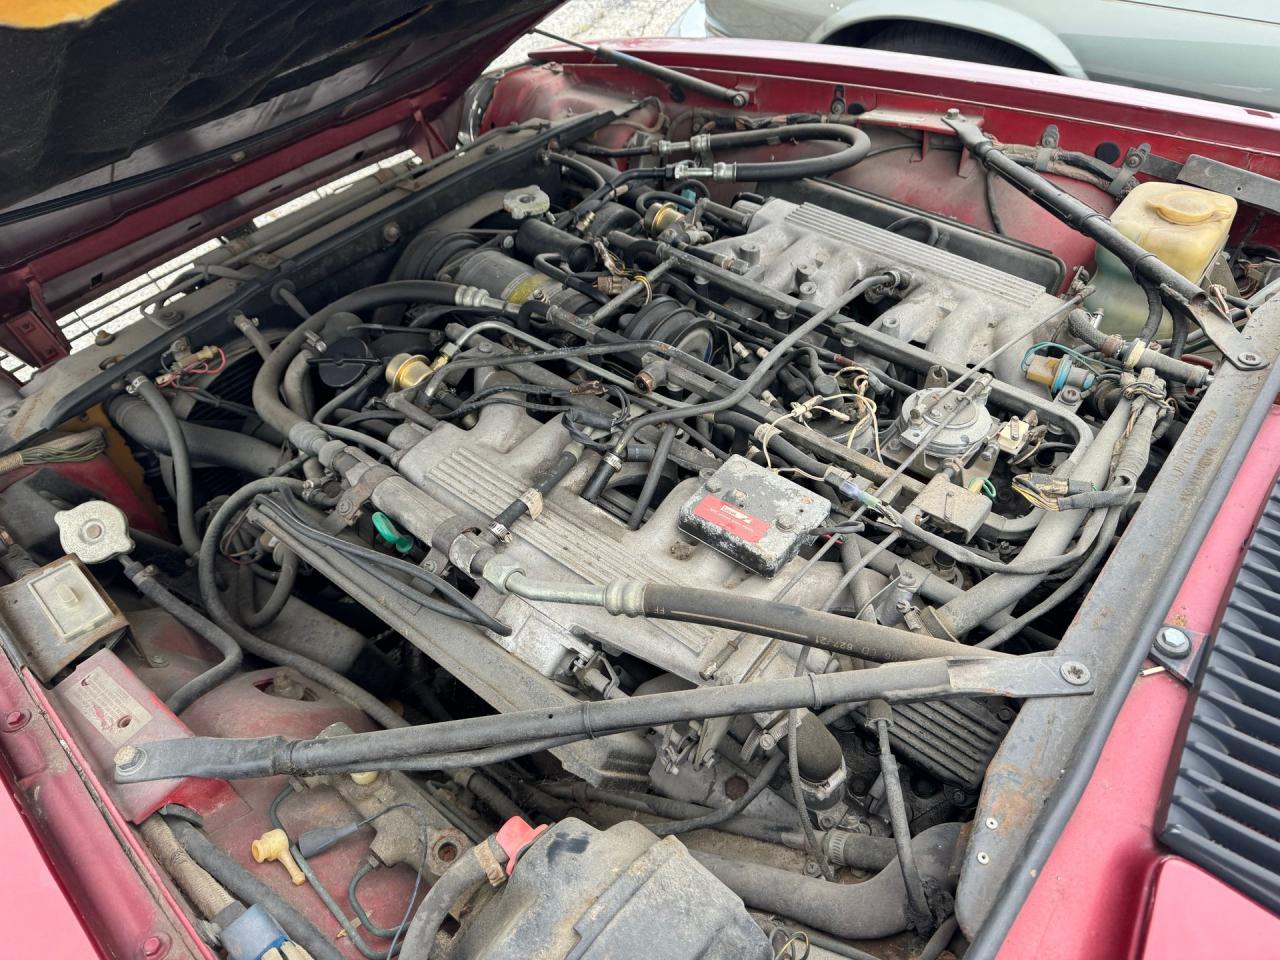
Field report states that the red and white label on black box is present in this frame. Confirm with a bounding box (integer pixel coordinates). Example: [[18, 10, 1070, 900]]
[[693, 495, 769, 543]]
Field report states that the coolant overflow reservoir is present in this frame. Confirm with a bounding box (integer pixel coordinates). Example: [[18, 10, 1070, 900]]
[[1087, 182, 1236, 338]]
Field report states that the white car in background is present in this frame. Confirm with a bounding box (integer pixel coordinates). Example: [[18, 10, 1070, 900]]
[[673, 0, 1280, 113]]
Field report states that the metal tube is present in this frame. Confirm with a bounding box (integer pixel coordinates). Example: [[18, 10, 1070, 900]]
[[114, 657, 1093, 783], [932, 395, 1132, 637]]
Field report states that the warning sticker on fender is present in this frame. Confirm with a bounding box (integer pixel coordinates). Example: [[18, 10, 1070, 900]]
[[692, 496, 769, 543], [62, 667, 153, 748]]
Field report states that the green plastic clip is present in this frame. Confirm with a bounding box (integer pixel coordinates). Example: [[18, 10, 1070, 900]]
[[372, 511, 414, 554]]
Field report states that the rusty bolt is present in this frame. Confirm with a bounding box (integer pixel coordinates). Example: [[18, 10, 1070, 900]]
[[94, 329, 116, 346], [724, 775, 749, 801], [1237, 350, 1263, 368], [115, 745, 145, 774], [1060, 660, 1091, 686], [3, 709, 29, 732]]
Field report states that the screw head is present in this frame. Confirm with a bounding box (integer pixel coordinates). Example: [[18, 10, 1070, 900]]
[[1060, 660, 1091, 686], [1059, 386, 1082, 403], [986, 817, 999, 830], [3, 709, 29, 732], [1155, 626, 1191, 659], [976, 851, 991, 865], [1237, 350, 1263, 367]]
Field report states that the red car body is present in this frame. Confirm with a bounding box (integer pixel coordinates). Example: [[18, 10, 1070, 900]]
[[1, 30, 1278, 960]]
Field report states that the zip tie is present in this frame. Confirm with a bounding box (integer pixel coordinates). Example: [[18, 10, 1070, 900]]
[[518, 489, 544, 519], [1122, 340, 1146, 369], [754, 421, 782, 446]]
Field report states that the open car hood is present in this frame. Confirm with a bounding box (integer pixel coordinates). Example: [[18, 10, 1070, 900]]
[[0, 0, 560, 262]]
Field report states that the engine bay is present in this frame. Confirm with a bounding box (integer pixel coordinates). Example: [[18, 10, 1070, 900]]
[[2, 56, 1279, 960]]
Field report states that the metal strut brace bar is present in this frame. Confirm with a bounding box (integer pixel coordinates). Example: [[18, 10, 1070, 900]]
[[113, 656, 1093, 784]]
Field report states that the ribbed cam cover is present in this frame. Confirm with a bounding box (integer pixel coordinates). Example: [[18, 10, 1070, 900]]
[[1160, 480, 1280, 913]]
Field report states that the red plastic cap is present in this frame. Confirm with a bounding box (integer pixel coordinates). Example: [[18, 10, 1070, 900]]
[[495, 817, 550, 876]]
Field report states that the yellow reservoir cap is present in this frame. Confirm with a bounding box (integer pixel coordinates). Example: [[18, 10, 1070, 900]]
[[1088, 182, 1237, 338], [1112, 182, 1236, 282]]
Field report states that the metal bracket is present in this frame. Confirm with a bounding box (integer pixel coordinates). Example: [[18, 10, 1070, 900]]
[[1148, 624, 1207, 685], [1175, 291, 1267, 370], [1109, 142, 1150, 196], [1035, 124, 1059, 171], [1178, 154, 1280, 215]]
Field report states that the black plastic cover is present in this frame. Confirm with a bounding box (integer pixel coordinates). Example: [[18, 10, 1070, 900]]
[[1160, 478, 1280, 913], [454, 818, 770, 959], [678, 455, 830, 578]]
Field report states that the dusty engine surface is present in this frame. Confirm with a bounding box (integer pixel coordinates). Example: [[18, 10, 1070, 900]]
[[1, 82, 1261, 960]]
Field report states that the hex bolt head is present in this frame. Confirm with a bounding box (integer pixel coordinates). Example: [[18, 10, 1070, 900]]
[[1060, 660, 1091, 686], [1154, 626, 1191, 659], [115, 745, 145, 774]]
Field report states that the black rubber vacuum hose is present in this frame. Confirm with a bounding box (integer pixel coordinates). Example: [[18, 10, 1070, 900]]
[[197, 477, 407, 730], [252, 281, 481, 439], [692, 822, 961, 940], [108, 396, 284, 477], [166, 818, 344, 960], [636, 583, 1000, 663], [699, 123, 872, 183], [120, 557, 242, 714], [128, 376, 201, 554], [399, 836, 508, 960]]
